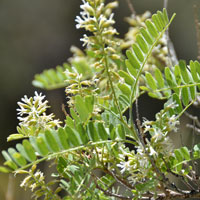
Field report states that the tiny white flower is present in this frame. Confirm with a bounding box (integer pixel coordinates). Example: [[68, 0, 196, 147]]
[[149, 146, 158, 156], [30, 183, 37, 191], [75, 16, 85, 29], [117, 161, 129, 174], [20, 175, 31, 188], [80, 1, 94, 15], [80, 34, 90, 46]]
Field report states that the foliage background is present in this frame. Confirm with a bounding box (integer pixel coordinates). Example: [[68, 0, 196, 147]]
[[0, 0, 200, 199]]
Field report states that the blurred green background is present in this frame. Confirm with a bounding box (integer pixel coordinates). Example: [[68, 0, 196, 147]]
[[0, 0, 200, 199]]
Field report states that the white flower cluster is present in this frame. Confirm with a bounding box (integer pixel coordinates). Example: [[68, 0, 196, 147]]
[[76, 0, 117, 31], [75, 0, 121, 98], [75, 0, 120, 61], [17, 91, 48, 122], [116, 105, 180, 184], [17, 91, 61, 135], [20, 170, 45, 192], [117, 145, 151, 184], [142, 105, 179, 159]]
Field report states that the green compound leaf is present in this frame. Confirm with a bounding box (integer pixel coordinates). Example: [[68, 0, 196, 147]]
[[141, 60, 200, 113], [169, 144, 200, 175], [180, 147, 190, 160], [193, 143, 200, 158], [118, 8, 176, 110], [1, 123, 122, 173], [33, 57, 93, 90], [116, 124, 125, 139], [32, 64, 70, 90]]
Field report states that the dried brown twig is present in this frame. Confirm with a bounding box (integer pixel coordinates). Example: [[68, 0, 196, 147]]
[[126, 0, 136, 16], [163, 0, 178, 66], [194, 4, 200, 61]]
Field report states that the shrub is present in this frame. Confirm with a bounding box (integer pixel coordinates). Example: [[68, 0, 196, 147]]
[[1, 0, 200, 199]]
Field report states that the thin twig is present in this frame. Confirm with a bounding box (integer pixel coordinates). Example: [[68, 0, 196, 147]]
[[107, 169, 133, 191], [168, 40, 178, 66], [101, 168, 134, 190], [135, 97, 167, 189], [135, 96, 144, 138], [134, 95, 187, 196], [193, 95, 200, 107], [194, 4, 200, 61], [61, 103, 68, 117], [184, 111, 200, 188], [181, 172, 196, 190], [163, 0, 178, 66], [134, 101, 171, 197], [191, 118, 199, 185], [180, 131, 184, 147], [93, 2, 124, 122], [184, 111, 200, 127], [92, 173, 133, 200], [184, 111, 200, 135], [165, 189, 200, 199], [187, 124, 200, 135], [6, 174, 14, 200], [126, 0, 136, 16], [161, 157, 195, 191], [93, 170, 200, 199], [163, 0, 168, 9]]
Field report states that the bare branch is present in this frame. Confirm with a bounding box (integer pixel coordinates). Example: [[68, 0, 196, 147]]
[[126, 0, 136, 16], [101, 168, 134, 190], [163, 0, 168, 9], [61, 103, 68, 117], [194, 4, 200, 61], [92, 173, 133, 200], [163, 0, 178, 66]]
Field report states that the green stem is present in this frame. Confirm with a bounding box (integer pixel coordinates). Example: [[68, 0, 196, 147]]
[[93, 2, 123, 120], [177, 100, 195, 119], [104, 55, 123, 119], [153, 84, 200, 93], [14, 139, 136, 172], [13, 139, 139, 173]]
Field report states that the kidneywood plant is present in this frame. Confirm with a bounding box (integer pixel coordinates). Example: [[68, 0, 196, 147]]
[[1, 0, 200, 199]]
